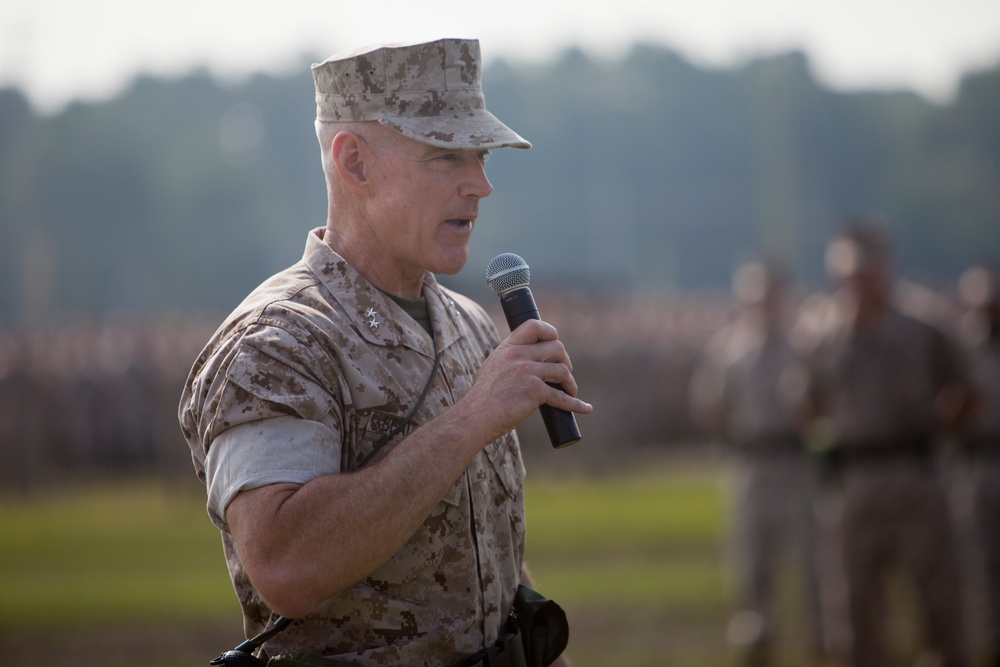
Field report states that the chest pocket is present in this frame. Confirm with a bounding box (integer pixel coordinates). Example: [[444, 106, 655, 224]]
[[361, 488, 462, 604], [484, 432, 524, 502], [483, 431, 527, 565], [348, 409, 463, 604], [343, 337, 515, 603]]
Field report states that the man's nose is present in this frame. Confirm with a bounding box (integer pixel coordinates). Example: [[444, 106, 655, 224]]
[[461, 163, 493, 199]]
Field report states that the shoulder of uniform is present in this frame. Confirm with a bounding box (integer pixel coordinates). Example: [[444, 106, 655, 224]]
[[206, 267, 335, 350]]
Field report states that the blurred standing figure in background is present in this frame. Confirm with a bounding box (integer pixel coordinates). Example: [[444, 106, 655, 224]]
[[799, 220, 972, 667], [957, 264, 1000, 667], [690, 259, 825, 667]]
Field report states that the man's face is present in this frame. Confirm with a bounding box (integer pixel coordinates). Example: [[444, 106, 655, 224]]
[[825, 239, 892, 302], [362, 126, 494, 280]]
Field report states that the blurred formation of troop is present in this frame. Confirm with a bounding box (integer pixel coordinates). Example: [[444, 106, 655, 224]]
[[691, 218, 1000, 667], [0, 318, 213, 491]]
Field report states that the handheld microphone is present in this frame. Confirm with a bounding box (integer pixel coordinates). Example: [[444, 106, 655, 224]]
[[486, 253, 582, 449]]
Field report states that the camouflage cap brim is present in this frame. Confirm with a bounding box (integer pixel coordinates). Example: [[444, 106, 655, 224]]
[[379, 109, 531, 150], [313, 38, 530, 151]]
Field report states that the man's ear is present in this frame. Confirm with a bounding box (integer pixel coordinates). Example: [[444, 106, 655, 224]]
[[331, 131, 372, 196]]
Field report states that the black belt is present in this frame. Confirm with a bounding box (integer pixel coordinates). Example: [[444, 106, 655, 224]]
[[455, 629, 526, 667], [964, 436, 1000, 458], [453, 584, 567, 667], [828, 435, 933, 467]]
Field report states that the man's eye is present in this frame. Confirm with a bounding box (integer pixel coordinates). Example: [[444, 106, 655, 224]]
[[433, 151, 489, 164]]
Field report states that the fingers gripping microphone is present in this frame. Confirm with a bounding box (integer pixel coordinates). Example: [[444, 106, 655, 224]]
[[487, 253, 582, 449]]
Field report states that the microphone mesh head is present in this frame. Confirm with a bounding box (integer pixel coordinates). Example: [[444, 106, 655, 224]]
[[486, 253, 530, 295]]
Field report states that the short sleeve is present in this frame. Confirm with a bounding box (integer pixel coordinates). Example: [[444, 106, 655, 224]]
[[204, 415, 341, 531]]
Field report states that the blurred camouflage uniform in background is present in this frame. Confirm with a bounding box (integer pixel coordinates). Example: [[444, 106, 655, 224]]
[[957, 265, 1000, 667], [690, 259, 824, 667], [798, 221, 971, 667]]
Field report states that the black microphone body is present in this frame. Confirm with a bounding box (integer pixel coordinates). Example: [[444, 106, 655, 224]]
[[488, 255, 582, 449]]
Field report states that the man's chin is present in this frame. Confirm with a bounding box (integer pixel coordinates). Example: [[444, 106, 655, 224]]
[[431, 249, 471, 276], [435, 263, 468, 277]]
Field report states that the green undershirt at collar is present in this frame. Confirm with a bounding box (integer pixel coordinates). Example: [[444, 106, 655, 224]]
[[382, 291, 432, 336]]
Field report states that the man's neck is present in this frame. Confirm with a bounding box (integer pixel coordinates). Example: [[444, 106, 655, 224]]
[[320, 224, 426, 299]]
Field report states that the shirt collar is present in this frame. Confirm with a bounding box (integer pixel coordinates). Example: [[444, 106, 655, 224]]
[[301, 228, 465, 357]]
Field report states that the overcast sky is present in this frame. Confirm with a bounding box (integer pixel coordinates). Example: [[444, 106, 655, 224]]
[[3, 0, 1000, 114]]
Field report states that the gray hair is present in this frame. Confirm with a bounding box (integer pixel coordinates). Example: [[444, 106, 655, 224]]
[[315, 119, 392, 178], [315, 120, 338, 176]]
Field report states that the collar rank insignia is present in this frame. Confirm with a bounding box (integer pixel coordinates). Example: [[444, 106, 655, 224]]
[[365, 307, 380, 330]]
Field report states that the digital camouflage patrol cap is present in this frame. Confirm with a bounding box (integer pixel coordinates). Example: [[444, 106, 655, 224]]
[[312, 38, 531, 150]]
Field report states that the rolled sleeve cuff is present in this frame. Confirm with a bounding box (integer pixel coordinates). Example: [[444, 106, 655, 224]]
[[204, 416, 341, 531]]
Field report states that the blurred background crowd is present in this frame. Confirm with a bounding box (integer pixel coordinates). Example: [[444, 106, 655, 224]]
[[0, 293, 734, 491], [0, 268, 982, 489]]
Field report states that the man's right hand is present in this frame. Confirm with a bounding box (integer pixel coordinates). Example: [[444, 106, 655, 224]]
[[456, 318, 592, 446]]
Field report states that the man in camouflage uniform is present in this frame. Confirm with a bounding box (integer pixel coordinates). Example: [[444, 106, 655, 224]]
[[690, 259, 824, 667], [179, 38, 591, 667], [799, 220, 971, 667], [957, 265, 1000, 667]]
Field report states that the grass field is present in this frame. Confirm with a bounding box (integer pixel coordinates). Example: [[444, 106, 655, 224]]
[[0, 455, 824, 667]]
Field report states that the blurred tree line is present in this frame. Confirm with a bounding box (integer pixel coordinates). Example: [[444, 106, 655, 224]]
[[1, 43, 999, 324]]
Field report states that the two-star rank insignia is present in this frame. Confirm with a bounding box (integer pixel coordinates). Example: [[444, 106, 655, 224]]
[[365, 307, 380, 330]]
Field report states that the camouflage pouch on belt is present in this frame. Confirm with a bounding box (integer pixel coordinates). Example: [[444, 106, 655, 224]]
[[454, 585, 569, 667], [510, 585, 569, 667]]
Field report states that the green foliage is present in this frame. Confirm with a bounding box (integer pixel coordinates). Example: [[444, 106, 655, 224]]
[[0, 467, 733, 666], [522, 469, 733, 667], [526, 472, 722, 551], [526, 470, 726, 610], [0, 480, 238, 627], [0, 471, 724, 625]]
